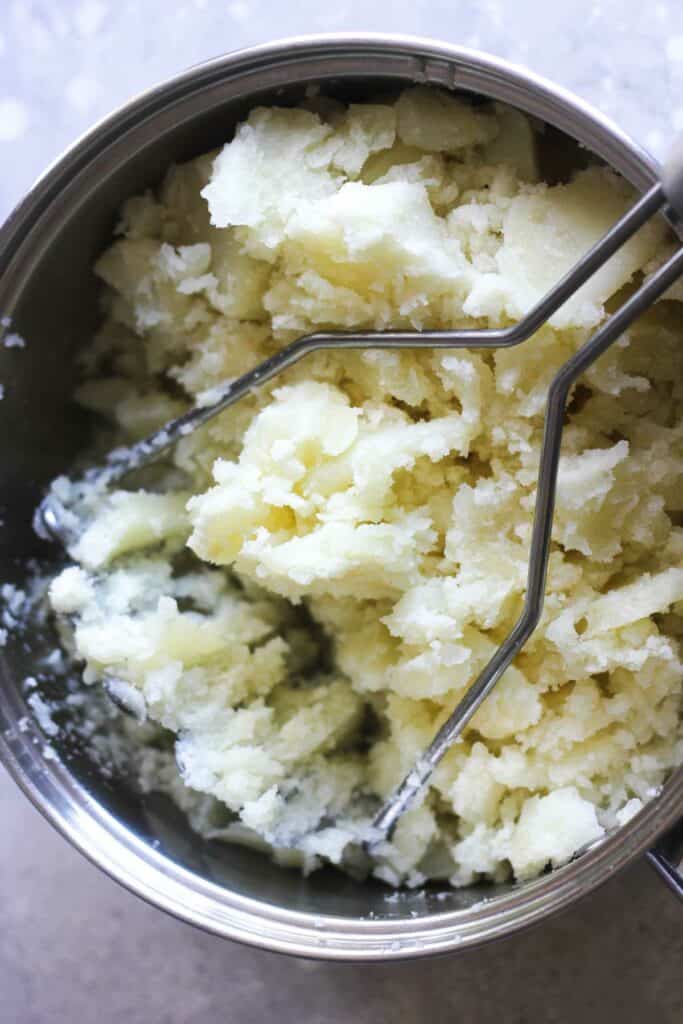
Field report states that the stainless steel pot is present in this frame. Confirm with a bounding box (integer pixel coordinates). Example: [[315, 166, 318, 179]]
[[0, 33, 681, 960]]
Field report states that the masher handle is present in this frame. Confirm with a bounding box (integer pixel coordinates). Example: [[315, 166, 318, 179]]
[[662, 136, 683, 221]]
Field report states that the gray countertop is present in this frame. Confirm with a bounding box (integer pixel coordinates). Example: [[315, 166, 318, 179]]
[[2, 1, 682, 1020], [2, 768, 682, 1023]]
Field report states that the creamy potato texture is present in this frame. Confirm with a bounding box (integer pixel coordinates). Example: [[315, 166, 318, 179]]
[[48, 88, 683, 886]]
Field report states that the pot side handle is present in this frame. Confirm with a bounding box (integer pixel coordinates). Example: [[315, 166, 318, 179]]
[[646, 819, 683, 901]]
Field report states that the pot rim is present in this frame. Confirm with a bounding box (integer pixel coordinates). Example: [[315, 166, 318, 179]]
[[1, 32, 681, 961]]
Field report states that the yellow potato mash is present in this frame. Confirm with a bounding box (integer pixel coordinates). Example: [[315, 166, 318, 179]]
[[47, 88, 683, 887]]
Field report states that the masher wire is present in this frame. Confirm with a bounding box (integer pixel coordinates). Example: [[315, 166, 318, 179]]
[[37, 183, 665, 544], [372, 240, 683, 839], [34, 178, 683, 843]]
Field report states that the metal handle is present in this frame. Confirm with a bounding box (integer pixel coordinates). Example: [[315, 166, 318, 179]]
[[647, 819, 683, 900], [662, 136, 683, 221]]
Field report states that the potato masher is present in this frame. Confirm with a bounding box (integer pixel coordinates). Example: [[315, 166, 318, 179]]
[[34, 140, 683, 842]]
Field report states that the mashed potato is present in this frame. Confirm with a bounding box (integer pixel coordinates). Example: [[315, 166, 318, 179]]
[[47, 87, 683, 887]]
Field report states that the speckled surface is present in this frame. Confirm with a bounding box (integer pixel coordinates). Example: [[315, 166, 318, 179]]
[[4, 0, 683, 224], [1, 1, 682, 1020]]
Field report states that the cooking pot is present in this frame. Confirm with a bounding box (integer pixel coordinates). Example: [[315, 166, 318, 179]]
[[0, 34, 681, 959]]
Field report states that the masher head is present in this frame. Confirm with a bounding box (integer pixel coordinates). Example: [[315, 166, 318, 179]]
[[33, 141, 683, 843]]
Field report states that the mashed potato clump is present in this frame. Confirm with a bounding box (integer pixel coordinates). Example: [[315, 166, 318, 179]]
[[48, 88, 683, 887]]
